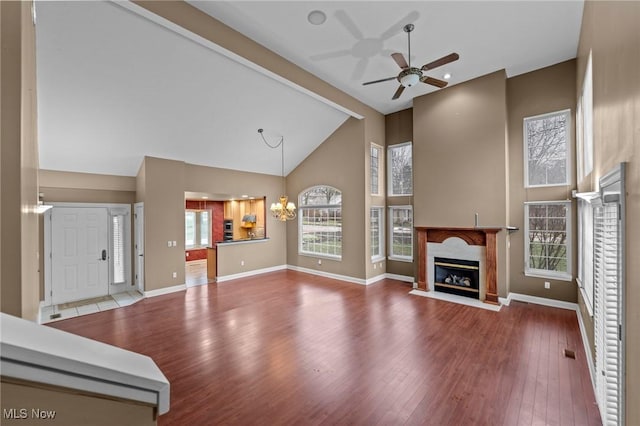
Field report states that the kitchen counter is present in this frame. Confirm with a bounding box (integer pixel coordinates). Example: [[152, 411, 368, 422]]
[[214, 238, 269, 246]]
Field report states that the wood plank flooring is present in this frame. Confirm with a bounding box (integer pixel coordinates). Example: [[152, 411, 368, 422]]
[[49, 270, 601, 425]]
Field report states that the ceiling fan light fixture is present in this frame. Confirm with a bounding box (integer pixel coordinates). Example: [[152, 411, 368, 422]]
[[307, 10, 326, 25], [400, 73, 420, 87]]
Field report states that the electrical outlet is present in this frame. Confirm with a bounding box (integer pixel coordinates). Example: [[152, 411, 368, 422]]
[[167, 241, 172, 247], [241, 260, 244, 266], [172, 272, 177, 278], [318, 259, 322, 265], [373, 264, 377, 269], [172, 241, 177, 247], [544, 281, 550, 289]]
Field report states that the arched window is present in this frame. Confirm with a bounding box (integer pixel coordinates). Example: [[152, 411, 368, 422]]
[[299, 186, 342, 259]]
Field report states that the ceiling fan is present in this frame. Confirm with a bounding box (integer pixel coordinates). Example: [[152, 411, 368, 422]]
[[362, 24, 459, 100]]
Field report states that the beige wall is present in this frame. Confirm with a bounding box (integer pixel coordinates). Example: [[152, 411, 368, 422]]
[[384, 109, 414, 278], [506, 60, 578, 302], [184, 162, 286, 277], [137, 157, 287, 289], [1, 1, 40, 320], [576, 2, 640, 423], [413, 70, 509, 297], [1, 379, 156, 426], [287, 118, 367, 280]]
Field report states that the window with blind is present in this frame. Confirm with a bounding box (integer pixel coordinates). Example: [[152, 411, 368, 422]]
[[592, 163, 625, 426], [111, 214, 126, 284]]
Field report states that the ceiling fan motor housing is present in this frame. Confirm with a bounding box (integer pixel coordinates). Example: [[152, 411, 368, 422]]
[[398, 68, 422, 87]]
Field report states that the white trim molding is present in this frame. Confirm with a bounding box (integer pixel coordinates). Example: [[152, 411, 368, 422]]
[[287, 265, 367, 285], [384, 273, 414, 283], [217, 265, 287, 283], [502, 292, 578, 311], [144, 284, 186, 298]]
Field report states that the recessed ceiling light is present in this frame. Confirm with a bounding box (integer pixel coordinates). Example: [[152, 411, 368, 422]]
[[308, 10, 326, 25], [241, 194, 249, 198], [443, 73, 452, 80], [201, 196, 208, 199]]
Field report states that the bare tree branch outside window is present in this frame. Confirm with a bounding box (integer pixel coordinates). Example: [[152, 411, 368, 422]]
[[527, 203, 569, 273], [389, 143, 412, 195], [525, 111, 569, 186]]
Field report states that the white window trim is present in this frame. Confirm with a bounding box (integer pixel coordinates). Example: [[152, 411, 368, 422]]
[[185, 209, 211, 250], [370, 143, 384, 197], [370, 207, 385, 262], [523, 109, 572, 188], [387, 141, 413, 197], [524, 200, 572, 281], [578, 51, 594, 181], [388, 205, 413, 262], [298, 185, 342, 260]]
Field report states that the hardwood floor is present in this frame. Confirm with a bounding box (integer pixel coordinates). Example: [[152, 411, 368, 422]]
[[49, 270, 601, 425]]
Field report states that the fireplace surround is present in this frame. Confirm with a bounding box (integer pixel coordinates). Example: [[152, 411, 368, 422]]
[[416, 227, 501, 305]]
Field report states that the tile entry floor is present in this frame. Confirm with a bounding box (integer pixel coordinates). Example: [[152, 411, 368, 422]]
[[40, 291, 144, 324]]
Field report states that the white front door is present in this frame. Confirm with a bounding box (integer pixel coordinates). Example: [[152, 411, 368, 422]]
[[134, 203, 144, 292], [51, 207, 109, 304]]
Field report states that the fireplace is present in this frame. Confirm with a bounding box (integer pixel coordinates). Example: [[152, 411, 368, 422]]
[[434, 257, 480, 299]]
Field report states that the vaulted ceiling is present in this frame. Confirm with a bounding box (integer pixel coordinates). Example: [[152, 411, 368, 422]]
[[35, 1, 584, 177]]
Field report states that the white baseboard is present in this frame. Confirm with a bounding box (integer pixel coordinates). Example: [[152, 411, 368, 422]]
[[144, 284, 186, 298], [365, 274, 386, 285], [384, 273, 415, 283], [287, 265, 367, 285], [409, 289, 501, 312], [505, 292, 578, 311], [216, 265, 287, 283], [37, 300, 46, 324]]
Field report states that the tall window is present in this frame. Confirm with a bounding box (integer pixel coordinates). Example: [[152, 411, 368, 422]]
[[370, 207, 384, 261], [388, 142, 412, 196], [524, 201, 572, 280], [370, 144, 383, 195], [577, 198, 595, 313], [577, 51, 593, 180], [111, 213, 126, 284], [524, 110, 571, 187], [389, 206, 413, 261], [185, 210, 210, 249], [299, 186, 342, 259]]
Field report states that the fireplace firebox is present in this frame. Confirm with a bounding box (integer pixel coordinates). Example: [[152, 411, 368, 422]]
[[434, 257, 480, 299]]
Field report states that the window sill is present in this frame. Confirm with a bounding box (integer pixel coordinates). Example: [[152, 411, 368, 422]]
[[577, 279, 594, 317], [371, 256, 385, 263], [388, 194, 413, 197], [388, 256, 413, 263], [524, 271, 573, 282]]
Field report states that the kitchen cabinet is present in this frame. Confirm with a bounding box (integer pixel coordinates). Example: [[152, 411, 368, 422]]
[[223, 198, 266, 239]]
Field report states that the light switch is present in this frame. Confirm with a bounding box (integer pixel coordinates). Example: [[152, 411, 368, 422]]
[[172, 241, 177, 247], [167, 241, 172, 247]]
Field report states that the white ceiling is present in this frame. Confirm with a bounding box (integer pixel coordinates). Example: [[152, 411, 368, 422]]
[[189, 1, 584, 114], [35, 1, 584, 178]]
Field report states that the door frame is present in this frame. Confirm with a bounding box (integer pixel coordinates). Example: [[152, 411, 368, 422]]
[[44, 202, 132, 306], [134, 202, 144, 293]]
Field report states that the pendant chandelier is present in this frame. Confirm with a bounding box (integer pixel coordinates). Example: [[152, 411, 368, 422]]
[[258, 129, 296, 221]]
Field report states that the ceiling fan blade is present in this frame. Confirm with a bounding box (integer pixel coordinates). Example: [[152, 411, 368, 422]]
[[392, 85, 405, 100], [391, 53, 409, 69], [421, 76, 449, 88], [362, 76, 397, 86], [421, 53, 460, 71], [335, 10, 363, 40], [379, 11, 419, 40]]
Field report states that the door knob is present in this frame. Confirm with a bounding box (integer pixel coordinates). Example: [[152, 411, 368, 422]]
[[101, 249, 107, 261]]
